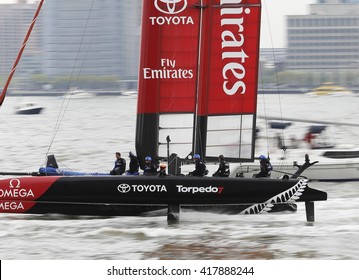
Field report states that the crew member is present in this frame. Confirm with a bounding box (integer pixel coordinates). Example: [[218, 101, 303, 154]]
[[254, 155, 272, 178], [110, 152, 126, 175], [189, 154, 208, 177], [142, 156, 158, 175], [158, 163, 167, 177], [126, 151, 139, 175], [212, 154, 230, 177]]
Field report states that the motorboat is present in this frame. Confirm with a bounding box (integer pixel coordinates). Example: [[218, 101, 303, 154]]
[[15, 103, 44, 115]]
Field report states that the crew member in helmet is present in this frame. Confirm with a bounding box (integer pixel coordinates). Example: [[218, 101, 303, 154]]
[[142, 156, 158, 175], [189, 154, 208, 177], [254, 155, 273, 178], [213, 154, 230, 177]]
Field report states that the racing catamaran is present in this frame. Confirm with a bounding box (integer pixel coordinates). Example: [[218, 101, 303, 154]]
[[0, 0, 327, 223]]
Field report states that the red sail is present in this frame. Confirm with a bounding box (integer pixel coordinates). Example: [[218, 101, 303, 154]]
[[197, 0, 261, 161], [136, 0, 261, 162], [136, 0, 201, 160], [137, 0, 200, 114]]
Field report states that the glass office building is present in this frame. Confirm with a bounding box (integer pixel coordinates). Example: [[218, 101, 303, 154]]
[[0, 0, 142, 88], [0, 2, 40, 77], [41, 0, 141, 80], [286, 0, 359, 70]]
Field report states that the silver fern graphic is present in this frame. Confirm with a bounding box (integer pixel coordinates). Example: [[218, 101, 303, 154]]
[[240, 179, 308, 215]]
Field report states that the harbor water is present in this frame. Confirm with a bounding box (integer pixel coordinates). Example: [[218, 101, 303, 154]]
[[0, 93, 359, 260]]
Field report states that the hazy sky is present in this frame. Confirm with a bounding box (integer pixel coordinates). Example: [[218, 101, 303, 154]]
[[0, 0, 316, 48]]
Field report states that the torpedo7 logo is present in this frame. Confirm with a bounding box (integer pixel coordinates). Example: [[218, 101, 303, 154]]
[[176, 185, 224, 194], [155, 0, 187, 15]]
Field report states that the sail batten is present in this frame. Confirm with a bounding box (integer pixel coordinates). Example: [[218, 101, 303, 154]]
[[136, 0, 261, 163]]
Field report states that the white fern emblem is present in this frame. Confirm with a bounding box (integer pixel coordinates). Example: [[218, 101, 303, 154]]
[[240, 179, 308, 215]]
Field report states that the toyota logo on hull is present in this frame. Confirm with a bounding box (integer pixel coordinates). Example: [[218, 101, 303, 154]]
[[117, 184, 131, 193], [155, 0, 187, 15]]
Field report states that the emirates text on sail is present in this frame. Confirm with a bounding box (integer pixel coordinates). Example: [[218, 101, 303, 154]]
[[221, 0, 250, 96], [143, 58, 194, 79]]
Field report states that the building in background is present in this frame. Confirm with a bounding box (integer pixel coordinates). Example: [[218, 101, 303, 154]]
[[3, 0, 359, 90], [0, 1, 40, 79], [41, 0, 140, 81], [1, 0, 141, 90], [286, 0, 359, 71]]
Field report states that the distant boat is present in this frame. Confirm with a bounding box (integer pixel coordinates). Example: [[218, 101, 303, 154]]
[[65, 88, 95, 99], [15, 102, 44, 115], [306, 82, 354, 96], [121, 90, 137, 96]]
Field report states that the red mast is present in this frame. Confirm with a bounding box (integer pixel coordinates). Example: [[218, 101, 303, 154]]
[[0, 0, 45, 107]]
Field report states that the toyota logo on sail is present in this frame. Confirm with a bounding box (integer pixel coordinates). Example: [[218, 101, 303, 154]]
[[155, 0, 187, 14]]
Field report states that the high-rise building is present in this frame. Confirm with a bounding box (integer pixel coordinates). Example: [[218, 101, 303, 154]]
[[1, 0, 142, 89], [0, 2, 41, 78], [286, 0, 359, 70], [41, 0, 141, 81]]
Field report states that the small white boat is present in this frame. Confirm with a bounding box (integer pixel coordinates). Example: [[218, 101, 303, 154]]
[[65, 88, 94, 99], [15, 103, 44, 115]]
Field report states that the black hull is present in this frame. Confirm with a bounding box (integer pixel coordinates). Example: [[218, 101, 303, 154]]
[[20, 201, 297, 217], [15, 107, 43, 114], [0, 176, 326, 222]]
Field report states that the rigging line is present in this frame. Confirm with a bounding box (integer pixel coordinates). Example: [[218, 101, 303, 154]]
[[258, 60, 270, 155], [0, 117, 43, 152], [46, 0, 96, 156], [262, 0, 286, 152], [262, 0, 288, 170]]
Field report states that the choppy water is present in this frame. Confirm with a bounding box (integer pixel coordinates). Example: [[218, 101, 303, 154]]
[[0, 93, 359, 259]]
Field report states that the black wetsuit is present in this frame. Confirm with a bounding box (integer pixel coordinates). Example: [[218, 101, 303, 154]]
[[256, 159, 272, 177], [192, 159, 207, 177], [213, 159, 230, 177], [127, 155, 139, 175], [142, 162, 158, 175], [110, 158, 126, 175]]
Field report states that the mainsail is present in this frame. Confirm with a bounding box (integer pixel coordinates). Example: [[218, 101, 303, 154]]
[[136, 0, 261, 163]]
